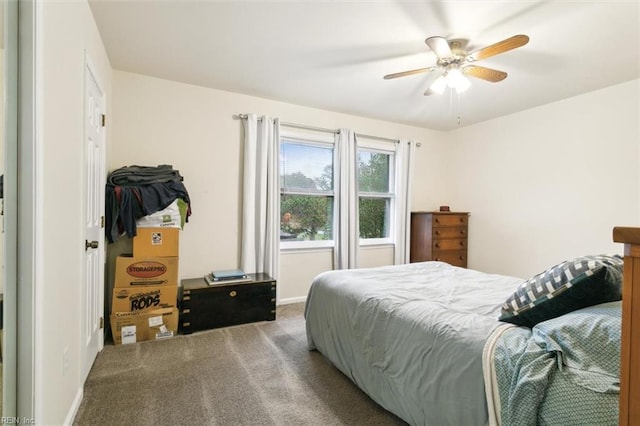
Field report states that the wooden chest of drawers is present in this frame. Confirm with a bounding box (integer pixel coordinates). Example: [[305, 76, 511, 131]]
[[179, 273, 276, 334], [410, 212, 469, 268]]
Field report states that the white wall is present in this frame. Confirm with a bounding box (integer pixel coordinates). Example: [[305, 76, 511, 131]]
[[38, 1, 111, 423], [110, 70, 448, 302], [442, 80, 640, 279], [278, 246, 394, 302]]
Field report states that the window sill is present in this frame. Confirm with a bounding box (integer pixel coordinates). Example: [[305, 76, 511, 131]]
[[280, 240, 394, 252], [360, 238, 394, 247], [280, 240, 334, 251]]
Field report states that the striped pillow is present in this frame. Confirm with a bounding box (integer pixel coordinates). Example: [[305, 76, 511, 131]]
[[498, 254, 623, 327]]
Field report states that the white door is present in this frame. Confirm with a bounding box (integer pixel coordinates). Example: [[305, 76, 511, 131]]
[[82, 61, 106, 382]]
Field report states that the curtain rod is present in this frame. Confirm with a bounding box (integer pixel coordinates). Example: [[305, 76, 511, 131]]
[[234, 113, 421, 146], [234, 114, 337, 135], [355, 133, 399, 144]]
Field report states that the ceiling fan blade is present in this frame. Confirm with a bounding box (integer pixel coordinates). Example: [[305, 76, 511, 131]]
[[425, 36, 453, 59], [467, 34, 529, 62], [383, 67, 434, 80], [463, 65, 507, 82]]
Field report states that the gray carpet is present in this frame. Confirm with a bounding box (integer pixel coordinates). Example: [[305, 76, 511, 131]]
[[74, 303, 406, 426]]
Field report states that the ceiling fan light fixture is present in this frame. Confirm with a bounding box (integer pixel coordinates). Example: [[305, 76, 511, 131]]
[[446, 68, 471, 93], [430, 75, 447, 94]]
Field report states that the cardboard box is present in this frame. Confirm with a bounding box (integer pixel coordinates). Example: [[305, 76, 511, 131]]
[[133, 227, 179, 257], [114, 255, 178, 287], [110, 307, 179, 345], [112, 285, 178, 313]]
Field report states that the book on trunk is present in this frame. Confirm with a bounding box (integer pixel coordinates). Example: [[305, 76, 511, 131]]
[[204, 269, 250, 286], [211, 269, 247, 280]]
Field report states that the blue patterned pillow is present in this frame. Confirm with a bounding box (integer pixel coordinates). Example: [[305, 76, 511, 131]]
[[499, 254, 623, 327]]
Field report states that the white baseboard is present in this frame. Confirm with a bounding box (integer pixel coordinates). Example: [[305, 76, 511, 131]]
[[64, 387, 83, 426], [277, 296, 307, 305]]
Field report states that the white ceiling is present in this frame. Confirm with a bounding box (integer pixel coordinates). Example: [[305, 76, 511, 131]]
[[89, 1, 640, 131]]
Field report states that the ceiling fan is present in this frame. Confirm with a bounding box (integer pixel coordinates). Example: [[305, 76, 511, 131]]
[[383, 34, 530, 95]]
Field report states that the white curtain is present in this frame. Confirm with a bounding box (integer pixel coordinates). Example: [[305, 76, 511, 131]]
[[240, 114, 280, 279], [394, 139, 415, 264], [334, 129, 359, 269]]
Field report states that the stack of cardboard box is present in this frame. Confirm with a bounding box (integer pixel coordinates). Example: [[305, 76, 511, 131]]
[[110, 228, 180, 345]]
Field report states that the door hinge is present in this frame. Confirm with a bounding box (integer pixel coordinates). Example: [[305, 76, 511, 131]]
[[101, 216, 105, 228], [101, 114, 106, 127], [99, 316, 104, 329]]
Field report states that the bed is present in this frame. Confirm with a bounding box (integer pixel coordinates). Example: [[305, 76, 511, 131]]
[[304, 227, 640, 425]]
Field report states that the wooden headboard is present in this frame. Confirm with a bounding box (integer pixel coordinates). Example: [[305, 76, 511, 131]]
[[613, 227, 640, 426]]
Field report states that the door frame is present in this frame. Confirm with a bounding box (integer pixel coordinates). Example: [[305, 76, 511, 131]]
[[2, 0, 19, 418], [12, 0, 38, 420]]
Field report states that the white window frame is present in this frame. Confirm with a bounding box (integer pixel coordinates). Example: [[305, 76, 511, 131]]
[[357, 139, 396, 246], [279, 129, 336, 250], [279, 131, 399, 250]]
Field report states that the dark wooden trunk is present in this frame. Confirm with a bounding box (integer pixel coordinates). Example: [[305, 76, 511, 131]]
[[179, 273, 276, 334]]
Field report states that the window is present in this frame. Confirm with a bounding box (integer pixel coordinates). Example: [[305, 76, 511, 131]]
[[280, 138, 334, 244], [358, 147, 394, 242], [279, 131, 399, 249]]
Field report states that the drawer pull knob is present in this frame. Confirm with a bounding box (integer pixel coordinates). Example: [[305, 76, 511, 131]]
[[435, 258, 440, 261], [435, 218, 440, 223], [229, 290, 237, 297], [183, 308, 191, 314], [460, 231, 465, 235], [460, 218, 464, 223], [435, 243, 440, 248], [435, 230, 440, 235], [183, 296, 191, 301], [183, 322, 191, 327], [460, 241, 464, 247], [459, 256, 465, 260]]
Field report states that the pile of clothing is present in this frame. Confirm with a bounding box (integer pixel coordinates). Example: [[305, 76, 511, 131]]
[[105, 164, 191, 243]]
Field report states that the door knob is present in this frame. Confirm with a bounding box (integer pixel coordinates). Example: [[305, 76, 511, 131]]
[[85, 240, 99, 250]]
